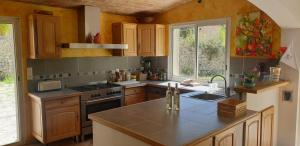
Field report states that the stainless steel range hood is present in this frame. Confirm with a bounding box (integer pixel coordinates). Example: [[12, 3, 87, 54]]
[[61, 6, 128, 49]]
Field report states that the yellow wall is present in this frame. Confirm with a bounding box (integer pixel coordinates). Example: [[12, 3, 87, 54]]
[[62, 12, 137, 57], [0, 0, 136, 143], [155, 0, 281, 58]]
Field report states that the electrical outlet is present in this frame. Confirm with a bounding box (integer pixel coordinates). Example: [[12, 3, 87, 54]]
[[27, 67, 33, 80], [283, 90, 292, 101]]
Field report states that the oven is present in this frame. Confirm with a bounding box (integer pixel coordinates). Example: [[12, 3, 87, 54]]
[[80, 93, 123, 141], [81, 95, 122, 128]]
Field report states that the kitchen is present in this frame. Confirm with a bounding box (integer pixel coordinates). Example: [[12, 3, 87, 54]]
[[0, 0, 300, 146]]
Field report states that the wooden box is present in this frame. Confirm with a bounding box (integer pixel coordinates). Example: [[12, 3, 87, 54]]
[[137, 72, 147, 81], [218, 98, 247, 117]]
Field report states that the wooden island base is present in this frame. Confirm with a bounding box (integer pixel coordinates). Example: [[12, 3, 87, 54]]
[[89, 96, 272, 146]]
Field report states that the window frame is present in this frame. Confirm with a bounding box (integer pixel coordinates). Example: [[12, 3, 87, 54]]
[[168, 18, 231, 84]]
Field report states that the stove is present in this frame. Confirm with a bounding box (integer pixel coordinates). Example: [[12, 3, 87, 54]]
[[70, 83, 124, 141]]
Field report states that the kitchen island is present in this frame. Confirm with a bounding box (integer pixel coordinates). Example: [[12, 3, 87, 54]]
[[89, 95, 258, 146]]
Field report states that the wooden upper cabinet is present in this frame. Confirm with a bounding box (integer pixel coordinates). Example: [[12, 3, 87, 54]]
[[29, 14, 61, 59], [245, 114, 261, 146], [112, 23, 137, 56], [138, 24, 166, 56], [261, 106, 274, 146], [155, 24, 166, 56], [214, 123, 243, 146]]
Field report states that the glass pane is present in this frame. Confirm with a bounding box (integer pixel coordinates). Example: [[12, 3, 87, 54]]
[[0, 23, 19, 145], [197, 24, 226, 81], [172, 26, 196, 78]]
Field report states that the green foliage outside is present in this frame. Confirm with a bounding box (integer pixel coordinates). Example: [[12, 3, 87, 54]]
[[176, 25, 226, 78], [179, 27, 196, 76], [2, 75, 14, 84], [0, 71, 14, 84], [200, 39, 223, 60], [0, 24, 10, 36]]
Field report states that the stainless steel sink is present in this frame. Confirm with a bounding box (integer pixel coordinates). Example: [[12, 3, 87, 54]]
[[188, 92, 226, 101]]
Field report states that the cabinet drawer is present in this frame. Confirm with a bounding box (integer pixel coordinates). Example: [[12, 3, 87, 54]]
[[125, 93, 146, 105], [125, 87, 145, 96], [45, 96, 79, 109], [147, 93, 163, 100]]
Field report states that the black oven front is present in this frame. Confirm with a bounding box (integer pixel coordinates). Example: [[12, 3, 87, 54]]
[[80, 95, 122, 140]]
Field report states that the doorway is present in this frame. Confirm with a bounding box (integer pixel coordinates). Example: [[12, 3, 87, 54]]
[[0, 17, 22, 146]]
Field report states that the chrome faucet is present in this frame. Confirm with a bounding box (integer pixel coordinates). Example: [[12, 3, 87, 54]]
[[209, 75, 230, 97]]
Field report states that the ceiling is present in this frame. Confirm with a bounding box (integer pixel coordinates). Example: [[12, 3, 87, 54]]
[[11, 0, 193, 15]]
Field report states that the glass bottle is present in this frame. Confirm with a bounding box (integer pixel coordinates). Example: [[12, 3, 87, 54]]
[[173, 83, 180, 110], [166, 83, 173, 110]]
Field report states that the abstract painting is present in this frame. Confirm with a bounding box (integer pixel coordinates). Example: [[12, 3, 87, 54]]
[[235, 11, 273, 57]]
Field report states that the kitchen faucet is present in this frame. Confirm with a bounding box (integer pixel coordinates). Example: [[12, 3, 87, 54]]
[[209, 75, 230, 97]]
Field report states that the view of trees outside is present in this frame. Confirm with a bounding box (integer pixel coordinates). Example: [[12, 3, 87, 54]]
[[198, 25, 226, 80], [0, 23, 18, 145], [172, 24, 226, 81], [173, 26, 196, 77]]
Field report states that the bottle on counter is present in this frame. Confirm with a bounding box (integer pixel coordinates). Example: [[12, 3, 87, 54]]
[[166, 83, 173, 110], [173, 83, 180, 111]]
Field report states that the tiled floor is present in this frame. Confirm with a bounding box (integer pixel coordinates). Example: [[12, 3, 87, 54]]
[[27, 138, 93, 146], [0, 82, 18, 145]]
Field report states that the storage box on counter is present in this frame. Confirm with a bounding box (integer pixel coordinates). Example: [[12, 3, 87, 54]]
[[217, 98, 247, 118], [136, 72, 147, 81]]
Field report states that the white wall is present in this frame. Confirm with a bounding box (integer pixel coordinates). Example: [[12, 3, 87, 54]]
[[247, 0, 300, 145], [248, 0, 300, 28], [279, 29, 300, 146]]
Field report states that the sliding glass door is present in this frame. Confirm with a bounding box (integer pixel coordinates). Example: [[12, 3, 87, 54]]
[[0, 17, 22, 146]]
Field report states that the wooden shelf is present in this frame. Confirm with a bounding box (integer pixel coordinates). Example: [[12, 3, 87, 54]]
[[234, 80, 289, 94]]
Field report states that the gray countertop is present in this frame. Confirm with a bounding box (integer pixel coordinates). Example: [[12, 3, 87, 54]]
[[28, 88, 82, 101], [89, 95, 257, 146], [115, 80, 229, 95]]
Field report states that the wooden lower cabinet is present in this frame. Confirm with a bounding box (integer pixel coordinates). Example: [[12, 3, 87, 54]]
[[245, 114, 261, 146], [194, 137, 213, 146], [124, 87, 146, 105], [146, 86, 166, 100], [30, 95, 80, 144], [46, 106, 80, 142], [214, 123, 243, 146], [261, 106, 274, 146]]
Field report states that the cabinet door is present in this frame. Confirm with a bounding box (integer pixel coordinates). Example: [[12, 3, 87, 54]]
[[125, 93, 146, 106], [123, 23, 137, 56], [194, 137, 213, 146], [146, 86, 166, 100], [245, 114, 261, 146], [138, 24, 155, 56], [215, 123, 243, 146], [261, 106, 274, 146], [36, 15, 60, 59], [155, 24, 166, 56], [45, 106, 80, 143]]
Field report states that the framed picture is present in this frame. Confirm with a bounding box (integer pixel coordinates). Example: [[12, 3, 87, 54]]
[[235, 11, 273, 57]]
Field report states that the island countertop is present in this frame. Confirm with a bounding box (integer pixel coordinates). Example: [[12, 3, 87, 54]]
[[89, 95, 258, 146]]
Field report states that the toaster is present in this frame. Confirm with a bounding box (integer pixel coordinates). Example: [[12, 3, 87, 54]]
[[38, 80, 62, 92]]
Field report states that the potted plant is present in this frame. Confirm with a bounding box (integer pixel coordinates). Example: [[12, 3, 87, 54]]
[[243, 72, 257, 88], [0, 24, 10, 38], [269, 47, 287, 82]]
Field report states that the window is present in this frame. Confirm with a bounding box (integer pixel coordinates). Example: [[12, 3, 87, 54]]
[[169, 18, 230, 84]]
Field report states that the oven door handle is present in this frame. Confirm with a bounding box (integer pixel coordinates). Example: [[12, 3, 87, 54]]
[[85, 96, 122, 105]]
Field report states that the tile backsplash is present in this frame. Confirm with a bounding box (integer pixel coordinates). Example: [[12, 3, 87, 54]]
[[27, 57, 141, 91]]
